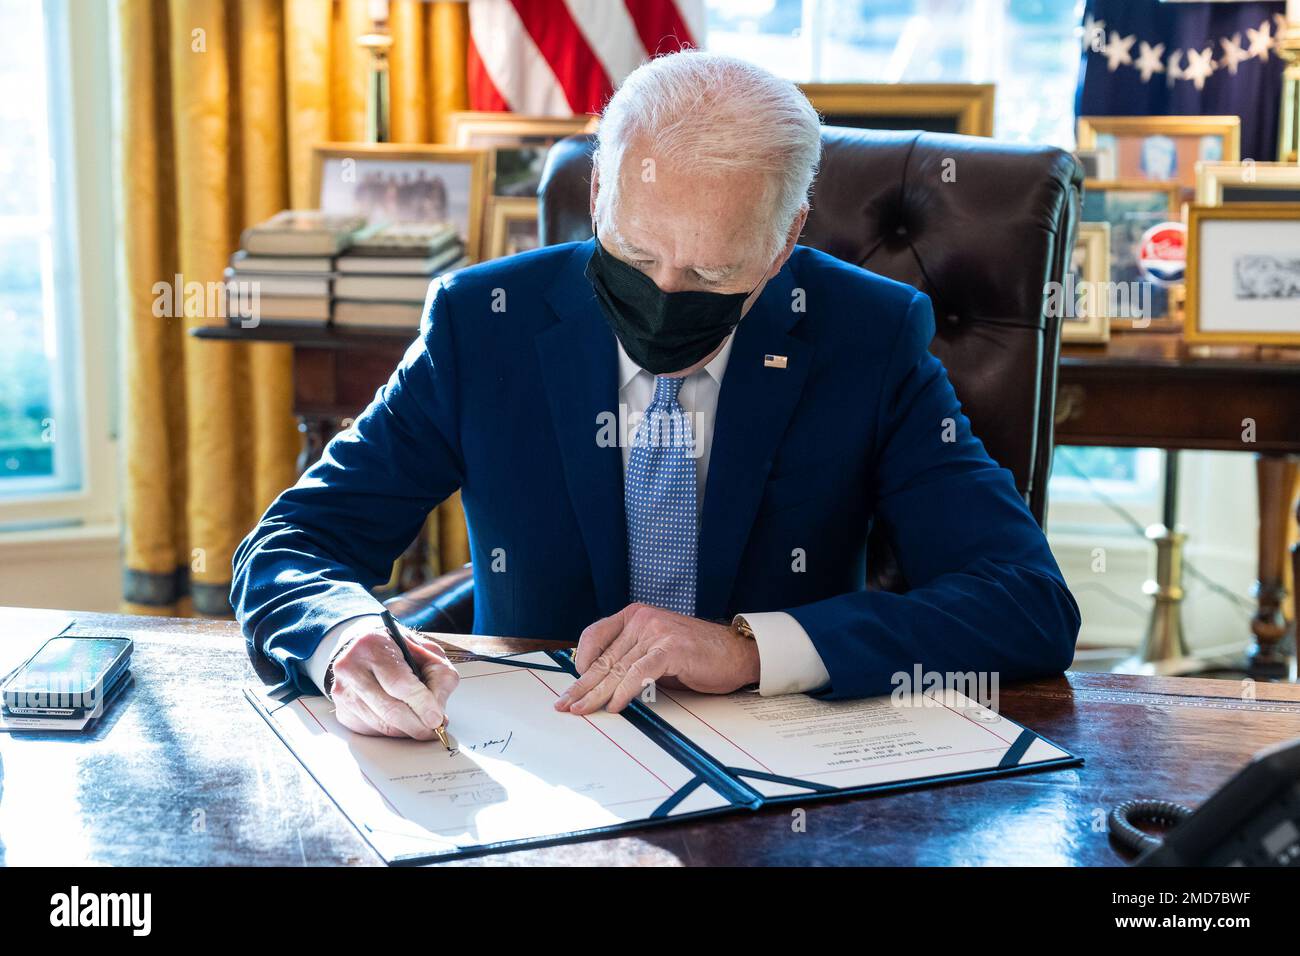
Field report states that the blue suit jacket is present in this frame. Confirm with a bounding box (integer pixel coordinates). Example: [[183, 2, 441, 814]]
[[232, 239, 1080, 700]]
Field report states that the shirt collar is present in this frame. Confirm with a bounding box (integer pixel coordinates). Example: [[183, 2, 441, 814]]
[[615, 332, 736, 391]]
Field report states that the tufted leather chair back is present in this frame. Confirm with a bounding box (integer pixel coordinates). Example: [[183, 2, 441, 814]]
[[384, 125, 1081, 630], [538, 127, 1083, 529]]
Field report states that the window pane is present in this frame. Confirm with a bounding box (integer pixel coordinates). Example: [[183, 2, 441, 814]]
[[0, 0, 45, 218], [0, 0, 76, 497], [706, 0, 807, 80], [0, 237, 55, 481], [704, 0, 1082, 146], [1051, 446, 1163, 511], [1056, 446, 1139, 484]]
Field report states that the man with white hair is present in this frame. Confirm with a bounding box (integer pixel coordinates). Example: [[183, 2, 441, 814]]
[[232, 50, 1079, 739]]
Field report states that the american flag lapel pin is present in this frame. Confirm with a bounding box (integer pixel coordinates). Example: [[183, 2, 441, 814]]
[[764, 354, 788, 369]]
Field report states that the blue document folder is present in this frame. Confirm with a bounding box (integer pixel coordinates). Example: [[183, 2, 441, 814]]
[[247, 650, 1081, 864]]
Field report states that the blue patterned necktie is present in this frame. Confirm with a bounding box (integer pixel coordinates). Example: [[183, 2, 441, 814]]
[[626, 375, 697, 616]]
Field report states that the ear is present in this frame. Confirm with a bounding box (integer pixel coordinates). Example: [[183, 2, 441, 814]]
[[589, 163, 601, 224], [766, 204, 808, 280]]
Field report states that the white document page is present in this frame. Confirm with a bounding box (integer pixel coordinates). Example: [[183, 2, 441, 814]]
[[248, 652, 731, 863], [644, 686, 1072, 799]]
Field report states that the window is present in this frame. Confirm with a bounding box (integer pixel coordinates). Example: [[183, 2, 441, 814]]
[[704, 0, 1083, 146], [1052, 446, 1163, 499], [0, 0, 79, 496], [1049, 445, 1165, 534], [0, 0, 117, 529]]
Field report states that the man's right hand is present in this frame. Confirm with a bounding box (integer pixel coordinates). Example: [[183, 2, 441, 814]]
[[326, 616, 460, 739]]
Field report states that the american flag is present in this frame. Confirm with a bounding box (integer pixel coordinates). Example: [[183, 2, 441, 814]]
[[468, 0, 706, 116], [1077, 0, 1286, 160]]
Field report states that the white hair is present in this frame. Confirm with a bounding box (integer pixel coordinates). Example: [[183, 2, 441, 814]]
[[593, 50, 822, 261]]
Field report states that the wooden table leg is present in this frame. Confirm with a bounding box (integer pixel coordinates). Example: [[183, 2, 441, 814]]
[[1252, 454, 1297, 678]]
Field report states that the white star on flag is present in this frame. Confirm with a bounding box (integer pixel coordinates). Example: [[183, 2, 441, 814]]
[[1134, 41, 1165, 83], [1219, 32, 1249, 75], [1183, 46, 1216, 90], [1082, 14, 1106, 54], [1246, 19, 1274, 60], [1106, 31, 1136, 72]]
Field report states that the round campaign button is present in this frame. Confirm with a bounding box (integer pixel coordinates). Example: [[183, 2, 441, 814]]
[[1137, 220, 1186, 287]]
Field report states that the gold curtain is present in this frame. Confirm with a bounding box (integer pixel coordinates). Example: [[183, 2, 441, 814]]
[[120, 0, 471, 617]]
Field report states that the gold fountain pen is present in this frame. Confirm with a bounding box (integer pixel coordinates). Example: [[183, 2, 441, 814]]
[[380, 609, 453, 752]]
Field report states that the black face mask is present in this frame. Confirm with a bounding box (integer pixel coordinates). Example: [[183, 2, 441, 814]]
[[584, 229, 758, 375]]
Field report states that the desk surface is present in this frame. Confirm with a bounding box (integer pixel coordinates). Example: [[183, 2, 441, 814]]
[[3, 607, 1298, 867]]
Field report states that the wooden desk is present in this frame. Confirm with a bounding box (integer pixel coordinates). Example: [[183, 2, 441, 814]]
[[3, 606, 1298, 867], [1059, 332, 1300, 676]]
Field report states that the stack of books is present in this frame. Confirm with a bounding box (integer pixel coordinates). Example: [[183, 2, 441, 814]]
[[226, 211, 367, 327], [333, 223, 468, 329]]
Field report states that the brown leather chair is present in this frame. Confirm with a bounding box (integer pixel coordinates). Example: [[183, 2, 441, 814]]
[[386, 127, 1082, 632]]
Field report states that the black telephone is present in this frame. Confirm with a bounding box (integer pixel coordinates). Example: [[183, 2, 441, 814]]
[[1108, 737, 1300, 866]]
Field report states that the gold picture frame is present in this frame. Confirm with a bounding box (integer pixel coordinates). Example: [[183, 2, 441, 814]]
[[1185, 203, 1300, 346], [799, 83, 995, 137], [1064, 222, 1111, 344], [484, 196, 541, 260], [1195, 161, 1300, 206], [449, 111, 598, 197], [1076, 116, 1240, 199], [310, 142, 490, 261], [448, 111, 598, 148]]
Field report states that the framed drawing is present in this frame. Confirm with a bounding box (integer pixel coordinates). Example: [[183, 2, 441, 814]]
[[1195, 161, 1300, 206], [1077, 116, 1240, 203], [311, 143, 489, 261], [484, 197, 541, 260], [799, 83, 995, 137], [1064, 222, 1111, 343], [1185, 204, 1300, 346], [449, 111, 598, 197], [1080, 179, 1181, 326]]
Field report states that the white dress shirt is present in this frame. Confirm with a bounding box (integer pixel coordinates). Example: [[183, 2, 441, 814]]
[[303, 334, 831, 698]]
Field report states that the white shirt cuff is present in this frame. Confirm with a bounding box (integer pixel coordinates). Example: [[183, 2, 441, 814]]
[[303, 614, 384, 695], [742, 611, 831, 696]]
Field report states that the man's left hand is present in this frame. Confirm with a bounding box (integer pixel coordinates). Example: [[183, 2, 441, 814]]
[[554, 603, 760, 715]]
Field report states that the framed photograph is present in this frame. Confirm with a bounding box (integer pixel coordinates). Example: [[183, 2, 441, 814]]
[[311, 143, 489, 261], [799, 83, 995, 137], [1081, 179, 1181, 325], [1074, 147, 1115, 181], [1195, 161, 1300, 206], [1064, 222, 1111, 344], [1185, 204, 1300, 346], [449, 112, 598, 197], [484, 197, 540, 260], [1077, 116, 1240, 203]]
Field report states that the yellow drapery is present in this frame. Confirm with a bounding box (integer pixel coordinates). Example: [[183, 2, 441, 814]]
[[120, 0, 471, 616]]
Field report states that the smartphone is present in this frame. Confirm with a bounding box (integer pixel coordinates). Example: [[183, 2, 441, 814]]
[[2, 636, 133, 719]]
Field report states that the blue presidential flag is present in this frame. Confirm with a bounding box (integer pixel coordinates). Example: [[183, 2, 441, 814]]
[[1077, 0, 1286, 161]]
